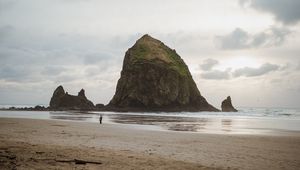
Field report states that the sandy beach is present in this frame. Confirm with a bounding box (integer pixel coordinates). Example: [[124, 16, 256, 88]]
[[0, 118, 299, 170]]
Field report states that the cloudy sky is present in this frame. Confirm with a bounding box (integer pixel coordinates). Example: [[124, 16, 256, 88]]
[[0, 0, 299, 108]]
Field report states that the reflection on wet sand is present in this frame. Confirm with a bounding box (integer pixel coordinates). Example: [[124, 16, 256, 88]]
[[1, 110, 299, 134], [49, 111, 91, 115], [49, 112, 94, 121], [46, 111, 297, 134], [109, 114, 210, 132], [221, 119, 232, 132], [50, 115, 92, 121], [46, 112, 250, 133], [166, 123, 206, 132]]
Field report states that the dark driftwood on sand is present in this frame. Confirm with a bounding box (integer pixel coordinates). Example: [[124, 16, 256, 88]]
[[56, 159, 102, 165], [32, 158, 102, 165]]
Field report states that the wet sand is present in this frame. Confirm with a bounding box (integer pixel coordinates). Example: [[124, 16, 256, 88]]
[[0, 118, 300, 170], [107, 113, 300, 134]]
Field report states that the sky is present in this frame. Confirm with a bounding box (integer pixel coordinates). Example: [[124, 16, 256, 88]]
[[0, 0, 300, 108]]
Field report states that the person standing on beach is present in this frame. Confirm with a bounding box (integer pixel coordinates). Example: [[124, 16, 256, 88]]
[[99, 115, 103, 124]]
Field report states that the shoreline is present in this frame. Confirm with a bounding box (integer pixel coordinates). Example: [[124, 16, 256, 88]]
[[0, 110, 299, 136], [1, 118, 300, 169]]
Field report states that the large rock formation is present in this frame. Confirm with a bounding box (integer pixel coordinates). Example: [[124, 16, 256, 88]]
[[49, 85, 65, 108], [221, 96, 238, 112], [49, 85, 95, 110], [107, 34, 218, 112]]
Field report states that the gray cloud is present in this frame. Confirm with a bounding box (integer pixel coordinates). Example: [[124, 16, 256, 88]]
[[200, 60, 283, 80], [215, 27, 290, 50], [0, 25, 14, 40], [233, 63, 280, 77], [83, 52, 114, 64], [199, 59, 219, 71], [41, 66, 67, 76], [201, 69, 231, 80], [240, 0, 300, 25], [54, 74, 79, 83], [0, 0, 17, 13], [0, 65, 37, 82], [297, 61, 300, 70], [0, 24, 126, 83]]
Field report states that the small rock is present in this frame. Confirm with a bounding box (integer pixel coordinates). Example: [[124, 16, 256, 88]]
[[221, 96, 237, 112]]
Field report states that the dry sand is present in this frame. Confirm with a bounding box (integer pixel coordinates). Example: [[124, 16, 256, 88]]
[[0, 118, 299, 170]]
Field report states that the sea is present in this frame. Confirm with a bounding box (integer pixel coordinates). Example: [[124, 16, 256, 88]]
[[0, 104, 299, 135]]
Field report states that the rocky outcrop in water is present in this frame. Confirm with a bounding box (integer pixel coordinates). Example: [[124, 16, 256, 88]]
[[221, 96, 237, 112], [107, 34, 218, 112], [49, 86, 95, 110]]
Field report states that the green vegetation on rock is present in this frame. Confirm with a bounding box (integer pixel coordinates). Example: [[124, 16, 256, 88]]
[[129, 34, 189, 76]]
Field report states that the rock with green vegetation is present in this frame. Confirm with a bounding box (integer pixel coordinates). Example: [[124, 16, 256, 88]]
[[108, 34, 218, 112], [49, 86, 95, 110]]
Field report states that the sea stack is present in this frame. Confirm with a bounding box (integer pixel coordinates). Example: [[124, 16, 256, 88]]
[[108, 34, 218, 112], [49, 86, 95, 110], [221, 96, 238, 112]]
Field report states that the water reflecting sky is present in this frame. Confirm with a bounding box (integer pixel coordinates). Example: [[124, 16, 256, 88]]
[[0, 110, 299, 135]]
